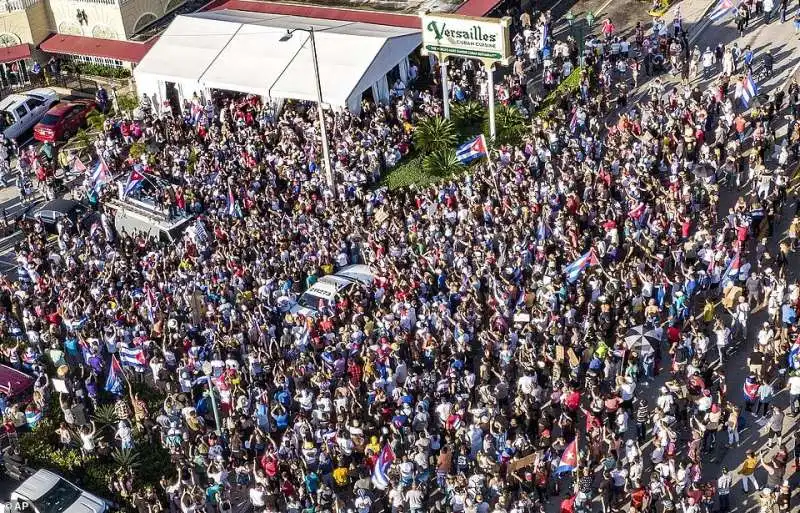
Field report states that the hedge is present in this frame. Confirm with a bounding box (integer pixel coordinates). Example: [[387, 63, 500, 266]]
[[71, 62, 131, 79]]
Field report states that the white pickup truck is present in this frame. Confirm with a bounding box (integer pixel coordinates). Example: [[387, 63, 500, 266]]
[[0, 89, 59, 144], [3, 469, 108, 513]]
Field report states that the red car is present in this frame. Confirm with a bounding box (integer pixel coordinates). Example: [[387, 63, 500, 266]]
[[33, 100, 96, 143]]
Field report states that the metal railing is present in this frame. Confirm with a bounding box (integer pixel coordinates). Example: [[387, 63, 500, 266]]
[[0, 0, 40, 13]]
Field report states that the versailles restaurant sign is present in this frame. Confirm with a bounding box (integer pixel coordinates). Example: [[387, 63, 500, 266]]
[[420, 12, 511, 64]]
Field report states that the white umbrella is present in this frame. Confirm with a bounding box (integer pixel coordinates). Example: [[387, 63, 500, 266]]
[[624, 325, 658, 357]]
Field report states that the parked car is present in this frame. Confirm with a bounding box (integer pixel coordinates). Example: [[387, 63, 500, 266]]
[[0, 89, 59, 144], [6, 469, 108, 513], [33, 100, 95, 143], [29, 199, 91, 233], [288, 264, 374, 317]]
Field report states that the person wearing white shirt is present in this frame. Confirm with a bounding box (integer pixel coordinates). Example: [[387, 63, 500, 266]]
[[787, 373, 800, 414]]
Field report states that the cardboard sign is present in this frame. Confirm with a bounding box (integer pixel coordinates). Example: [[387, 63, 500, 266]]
[[509, 452, 538, 472], [555, 346, 565, 362], [567, 349, 580, 367]]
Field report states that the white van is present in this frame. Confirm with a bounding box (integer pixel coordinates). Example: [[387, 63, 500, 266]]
[[0, 89, 59, 143], [6, 469, 108, 513]]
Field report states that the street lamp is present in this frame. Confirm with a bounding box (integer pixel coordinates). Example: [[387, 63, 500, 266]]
[[279, 28, 334, 189], [201, 362, 222, 435]]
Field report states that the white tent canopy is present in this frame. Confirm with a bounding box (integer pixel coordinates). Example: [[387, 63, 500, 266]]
[[134, 9, 421, 111]]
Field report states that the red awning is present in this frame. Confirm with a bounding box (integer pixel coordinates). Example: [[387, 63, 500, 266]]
[[208, 0, 421, 28], [0, 43, 31, 64], [40, 34, 155, 63], [456, 0, 504, 16]]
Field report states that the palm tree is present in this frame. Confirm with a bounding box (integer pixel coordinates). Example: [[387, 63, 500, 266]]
[[92, 404, 118, 431], [422, 149, 465, 178], [413, 116, 457, 154], [484, 104, 527, 146], [86, 110, 106, 132], [112, 447, 141, 473], [452, 101, 485, 136]]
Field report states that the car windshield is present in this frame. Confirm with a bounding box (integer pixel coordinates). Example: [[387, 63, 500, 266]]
[[297, 292, 328, 311], [32, 479, 82, 513], [39, 114, 60, 126]]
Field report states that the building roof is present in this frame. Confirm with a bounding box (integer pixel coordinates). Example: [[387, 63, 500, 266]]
[[0, 43, 31, 64], [39, 34, 155, 63], [134, 10, 421, 109], [206, 0, 421, 28], [455, 0, 504, 17]]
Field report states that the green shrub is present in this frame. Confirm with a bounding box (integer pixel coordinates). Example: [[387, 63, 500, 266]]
[[484, 104, 527, 146], [422, 149, 465, 178], [72, 62, 131, 79], [413, 116, 458, 154]]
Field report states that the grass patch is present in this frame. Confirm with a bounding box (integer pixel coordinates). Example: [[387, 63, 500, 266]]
[[380, 152, 475, 190]]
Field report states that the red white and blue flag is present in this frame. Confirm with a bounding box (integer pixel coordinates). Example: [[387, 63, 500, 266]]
[[743, 376, 759, 401], [145, 285, 158, 323], [105, 355, 124, 395], [555, 438, 578, 475], [709, 0, 738, 20], [720, 251, 741, 286], [739, 73, 758, 108], [564, 249, 600, 283], [226, 185, 242, 217], [455, 135, 488, 165], [89, 157, 110, 191], [123, 168, 145, 196], [120, 346, 146, 369], [371, 444, 396, 490]]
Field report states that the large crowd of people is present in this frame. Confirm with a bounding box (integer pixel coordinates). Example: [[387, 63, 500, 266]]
[[0, 3, 799, 513]]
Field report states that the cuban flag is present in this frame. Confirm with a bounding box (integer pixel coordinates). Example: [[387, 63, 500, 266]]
[[788, 341, 800, 370], [455, 135, 488, 165], [538, 23, 549, 50], [569, 109, 578, 133], [743, 376, 759, 401], [371, 444, 396, 490], [71, 156, 86, 173], [123, 168, 145, 196], [740, 73, 758, 108], [709, 0, 737, 20], [120, 346, 147, 369], [720, 251, 741, 286], [536, 218, 551, 241], [564, 249, 599, 283], [226, 185, 242, 217], [89, 157, 110, 191], [554, 438, 578, 475], [105, 355, 124, 395]]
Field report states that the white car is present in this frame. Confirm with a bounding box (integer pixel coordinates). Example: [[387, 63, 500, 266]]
[[7, 469, 108, 513], [289, 264, 374, 317], [0, 88, 59, 143]]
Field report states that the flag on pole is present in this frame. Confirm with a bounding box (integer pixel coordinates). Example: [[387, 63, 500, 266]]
[[554, 438, 578, 475], [739, 73, 758, 108], [123, 168, 145, 196], [71, 156, 86, 173], [105, 355, 124, 395], [564, 249, 600, 283], [89, 157, 110, 191], [371, 444, 396, 490], [720, 251, 741, 286], [569, 108, 578, 133], [708, 0, 737, 20], [119, 346, 147, 369], [455, 135, 488, 165], [226, 185, 242, 217]]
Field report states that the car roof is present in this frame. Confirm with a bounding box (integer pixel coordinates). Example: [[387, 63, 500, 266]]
[[44, 103, 76, 116], [13, 469, 61, 501], [39, 199, 82, 213], [335, 264, 374, 285], [24, 88, 57, 101], [303, 279, 345, 299], [0, 95, 28, 110]]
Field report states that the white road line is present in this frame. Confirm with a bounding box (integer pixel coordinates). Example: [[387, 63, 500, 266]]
[[597, 0, 615, 17]]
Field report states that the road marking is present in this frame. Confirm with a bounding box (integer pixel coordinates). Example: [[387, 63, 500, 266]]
[[597, 0, 615, 17]]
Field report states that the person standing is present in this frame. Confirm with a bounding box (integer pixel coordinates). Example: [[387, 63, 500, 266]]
[[717, 467, 732, 513], [738, 450, 760, 492]]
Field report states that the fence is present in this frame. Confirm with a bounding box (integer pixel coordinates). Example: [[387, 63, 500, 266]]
[[0, 72, 129, 98]]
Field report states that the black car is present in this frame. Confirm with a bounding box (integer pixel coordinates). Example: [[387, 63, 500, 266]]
[[30, 199, 89, 233]]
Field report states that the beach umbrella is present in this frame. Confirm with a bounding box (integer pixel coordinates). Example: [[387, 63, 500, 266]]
[[624, 324, 658, 356]]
